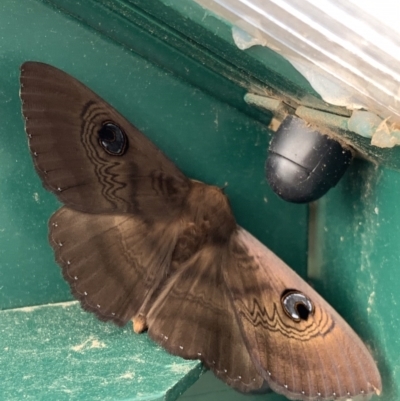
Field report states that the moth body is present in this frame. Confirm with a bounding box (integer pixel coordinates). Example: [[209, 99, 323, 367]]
[[182, 181, 236, 243], [20, 61, 382, 401]]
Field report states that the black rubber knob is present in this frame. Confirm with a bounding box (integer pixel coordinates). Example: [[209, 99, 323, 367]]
[[266, 115, 353, 203]]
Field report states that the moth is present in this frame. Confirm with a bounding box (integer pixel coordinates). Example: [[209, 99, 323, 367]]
[[20, 62, 381, 401]]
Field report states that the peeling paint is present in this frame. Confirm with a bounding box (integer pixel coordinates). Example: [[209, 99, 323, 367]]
[[32, 192, 40, 203], [371, 119, 400, 148], [71, 337, 106, 352], [117, 372, 136, 380], [169, 362, 195, 375], [11, 301, 78, 313]]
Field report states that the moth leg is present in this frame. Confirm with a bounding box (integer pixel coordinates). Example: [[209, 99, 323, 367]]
[[132, 314, 148, 334]]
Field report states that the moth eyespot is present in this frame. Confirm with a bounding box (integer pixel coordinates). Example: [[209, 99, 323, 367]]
[[98, 122, 128, 156], [281, 289, 314, 321]]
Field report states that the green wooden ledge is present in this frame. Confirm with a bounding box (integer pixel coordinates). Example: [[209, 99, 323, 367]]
[[0, 302, 203, 401], [0, 302, 288, 401]]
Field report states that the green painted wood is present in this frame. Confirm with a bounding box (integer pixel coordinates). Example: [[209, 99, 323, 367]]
[[0, 302, 203, 401], [41, 0, 273, 127], [309, 159, 398, 401], [179, 371, 287, 401], [0, 0, 307, 310]]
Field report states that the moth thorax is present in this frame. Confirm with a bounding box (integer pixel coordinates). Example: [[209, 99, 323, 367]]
[[187, 182, 236, 242]]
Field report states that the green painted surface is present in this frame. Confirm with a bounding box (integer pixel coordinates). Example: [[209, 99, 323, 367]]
[[41, 0, 273, 126], [0, 302, 203, 401], [179, 371, 286, 401]]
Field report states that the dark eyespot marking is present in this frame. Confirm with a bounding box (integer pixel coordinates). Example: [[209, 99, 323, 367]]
[[98, 122, 127, 156], [281, 289, 314, 321]]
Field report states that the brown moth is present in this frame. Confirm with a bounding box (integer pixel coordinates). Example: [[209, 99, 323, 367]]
[[20, 62, 381, 401]]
